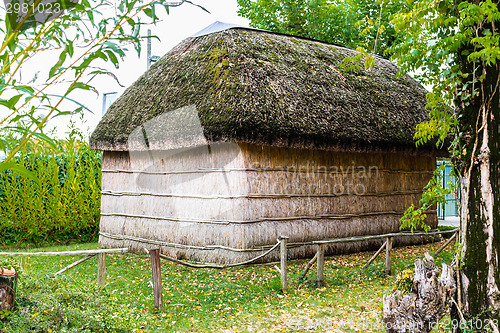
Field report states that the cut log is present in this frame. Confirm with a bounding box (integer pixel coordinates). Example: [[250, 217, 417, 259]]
[[383, 253, 456, 333], [0, 273, 17, 313]]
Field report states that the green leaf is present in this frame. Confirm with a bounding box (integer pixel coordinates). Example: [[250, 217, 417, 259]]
[[105, 50, 120, 68], [184, 0, 210, 14], [45, 94, 92, 114], [67, 40, 74, 57], [143, 7, 155, 19], [0, 137, 10, 152], [49, 51, 67, 78], [103, 41, 125, 57], [0, 161, 39, 183], [364, 55, 375, 69], [0, 95, 22, 110], [6, 126, 57, 148], [410, 48, 421, 56], [72, 82, 93, 91], [15, 85, 35, 96]]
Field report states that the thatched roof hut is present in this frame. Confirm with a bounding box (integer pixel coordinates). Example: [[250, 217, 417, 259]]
[[90, 25, 442, 264]]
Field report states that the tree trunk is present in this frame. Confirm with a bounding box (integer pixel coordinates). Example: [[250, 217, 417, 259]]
[[383, 253, 456, 333], [454, 4, 500, 329], [0, 275, 16, 314]]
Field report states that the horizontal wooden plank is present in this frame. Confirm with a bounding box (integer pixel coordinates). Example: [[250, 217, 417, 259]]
[[0, 248, 128, 257], [311, 229, 458, 245]]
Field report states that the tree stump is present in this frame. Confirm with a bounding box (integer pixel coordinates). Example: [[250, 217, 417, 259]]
[[383, 253, 456, 333], [0, 268, 17, 314]]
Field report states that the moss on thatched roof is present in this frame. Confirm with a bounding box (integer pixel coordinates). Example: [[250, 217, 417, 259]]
[[90, 28, 433, 152]]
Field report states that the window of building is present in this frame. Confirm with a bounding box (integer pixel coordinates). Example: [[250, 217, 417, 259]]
[[102, 92, 118, 115], [436, 160, 459, 220]]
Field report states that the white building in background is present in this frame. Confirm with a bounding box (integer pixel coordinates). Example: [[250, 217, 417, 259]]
[[437, 160, 460, 227], [47, 0, 249, 138]]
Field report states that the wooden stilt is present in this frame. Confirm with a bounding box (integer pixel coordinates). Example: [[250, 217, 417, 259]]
[[149, 249, 163, 309], [97, 253, 106, 286], [385, 237, 393, 276], [316, 244, 325, 287], [279, 236, 288, 292]]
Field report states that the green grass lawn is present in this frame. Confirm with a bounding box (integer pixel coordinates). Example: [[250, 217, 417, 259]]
[[0, 240, 455, 332]]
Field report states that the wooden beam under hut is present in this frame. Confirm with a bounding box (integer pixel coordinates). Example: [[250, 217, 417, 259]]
[[53, 254, 96, 277], [0, 248, 129, 257], [363, 240, 388, 269]]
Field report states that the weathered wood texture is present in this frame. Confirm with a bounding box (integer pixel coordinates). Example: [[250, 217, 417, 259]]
[[316, 244, 325, 287], [435, 231, 457, 256], [98, 253, 106, 286], [149, 249, 163, 309], [363, 239, 387, 269], [455, 13, 500, 323], [54, 254, 96, 277], [301, 252, 318, 279], [383, 253, 456, 333], [385, 237, 393, 276], [0, 248, 128, 257], [99, 143, 438, 264], [0, 275, 16, 313], [279, 236, 288, 291]]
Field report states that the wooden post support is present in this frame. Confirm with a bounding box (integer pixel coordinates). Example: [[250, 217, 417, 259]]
[[435, 231, 458, 255], [149, 249, 163, 309], [279, 236, 288, 292], [316, 244, 325, 287], [55, 254, 96, 277], [362, 240, 388, 269], [97, 253, 106, 286], [385, 237, 393, 276], [301, 252, 318, 279]]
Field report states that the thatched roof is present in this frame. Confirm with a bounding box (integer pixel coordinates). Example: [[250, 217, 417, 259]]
[[90, 27, 435, 152]]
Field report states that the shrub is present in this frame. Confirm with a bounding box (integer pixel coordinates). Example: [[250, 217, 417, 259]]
[[1, 275, 129, 332], [0, 135, 101, 246]]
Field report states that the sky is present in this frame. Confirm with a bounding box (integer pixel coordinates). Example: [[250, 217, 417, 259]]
[[47, 0, 250, 139]]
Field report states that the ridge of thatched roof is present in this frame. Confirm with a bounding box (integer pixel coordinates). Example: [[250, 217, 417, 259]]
[[90, 27, 436, 153]]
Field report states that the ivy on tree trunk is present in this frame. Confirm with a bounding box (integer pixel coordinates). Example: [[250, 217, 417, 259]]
[[455, 10, 500, 326]]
